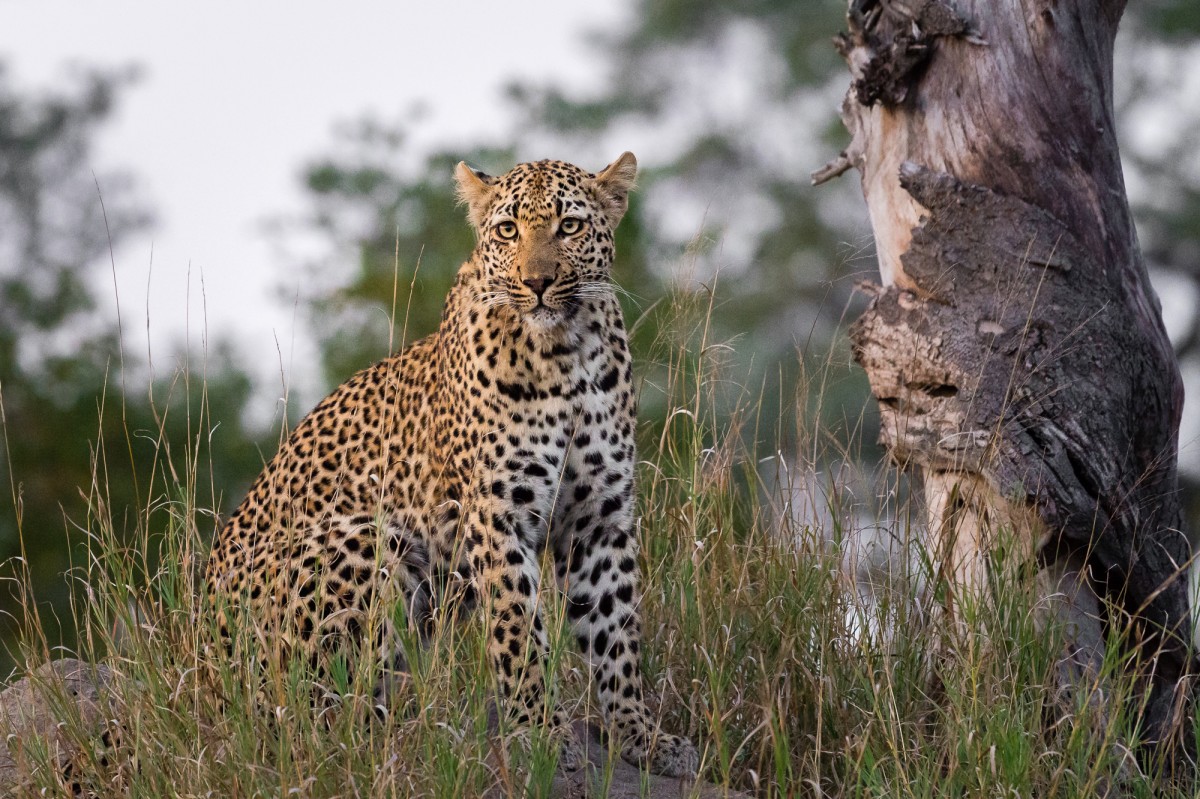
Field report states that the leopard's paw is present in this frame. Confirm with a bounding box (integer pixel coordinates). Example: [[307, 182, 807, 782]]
[[556, 724, 586, 772], [622, 731, 699, 778]]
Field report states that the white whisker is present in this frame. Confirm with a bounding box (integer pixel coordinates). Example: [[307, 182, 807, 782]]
[[473, 290, 515, 310]]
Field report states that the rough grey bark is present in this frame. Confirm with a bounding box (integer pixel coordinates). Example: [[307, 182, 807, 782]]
[[818, 0, 1192, 755]]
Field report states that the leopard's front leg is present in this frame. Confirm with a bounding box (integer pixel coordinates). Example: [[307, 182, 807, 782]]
[[555, 470, 699, 777], [464, 495, 584, 770]]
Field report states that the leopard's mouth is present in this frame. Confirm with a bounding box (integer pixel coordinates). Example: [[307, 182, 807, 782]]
[[526, 304, 562, 323], [521, 296, 577, 327]]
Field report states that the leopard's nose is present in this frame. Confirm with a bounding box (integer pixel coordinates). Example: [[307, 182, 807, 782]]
[[523, 276, 554, 297]]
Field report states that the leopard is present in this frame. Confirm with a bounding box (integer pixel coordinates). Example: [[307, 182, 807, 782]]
[[203, 152, 699, 777]]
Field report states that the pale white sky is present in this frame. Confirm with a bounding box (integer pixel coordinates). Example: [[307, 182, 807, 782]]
[[0, 0, 627, 401]]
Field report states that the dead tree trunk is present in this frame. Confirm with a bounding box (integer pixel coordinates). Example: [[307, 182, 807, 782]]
[[817, 0, 1192, 756]]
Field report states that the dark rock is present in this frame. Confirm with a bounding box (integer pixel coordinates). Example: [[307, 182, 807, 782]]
[[0, 658, 115, 795]]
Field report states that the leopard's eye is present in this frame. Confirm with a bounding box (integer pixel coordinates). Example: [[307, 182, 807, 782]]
[[494, 221, 519, 241], [558, 218, 584, 236]]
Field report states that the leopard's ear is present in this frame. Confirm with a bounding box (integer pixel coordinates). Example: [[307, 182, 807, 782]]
[[455, 161, 495, 231], [593, 152, 638, 226]]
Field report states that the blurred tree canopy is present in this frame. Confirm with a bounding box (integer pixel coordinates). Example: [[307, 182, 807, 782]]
[[0, 65, 265, 676]]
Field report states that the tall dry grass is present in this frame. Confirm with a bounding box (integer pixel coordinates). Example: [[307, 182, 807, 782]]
[[1, 273, 1193, 797]]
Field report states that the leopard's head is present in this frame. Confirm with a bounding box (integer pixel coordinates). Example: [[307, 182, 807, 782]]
[[454, 153, 637, 328]]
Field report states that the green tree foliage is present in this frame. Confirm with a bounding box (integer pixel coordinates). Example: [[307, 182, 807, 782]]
[[1140, 1, 1200, 38], [1113, 11, 1200, 519], [0, 65, 264, 676], [275, 120, 512, 385], [0, 65, 146, 371], [1117, 12, 1200, 333]]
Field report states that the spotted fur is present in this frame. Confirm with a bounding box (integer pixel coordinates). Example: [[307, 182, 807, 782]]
[[204, 153, 698, 777]]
